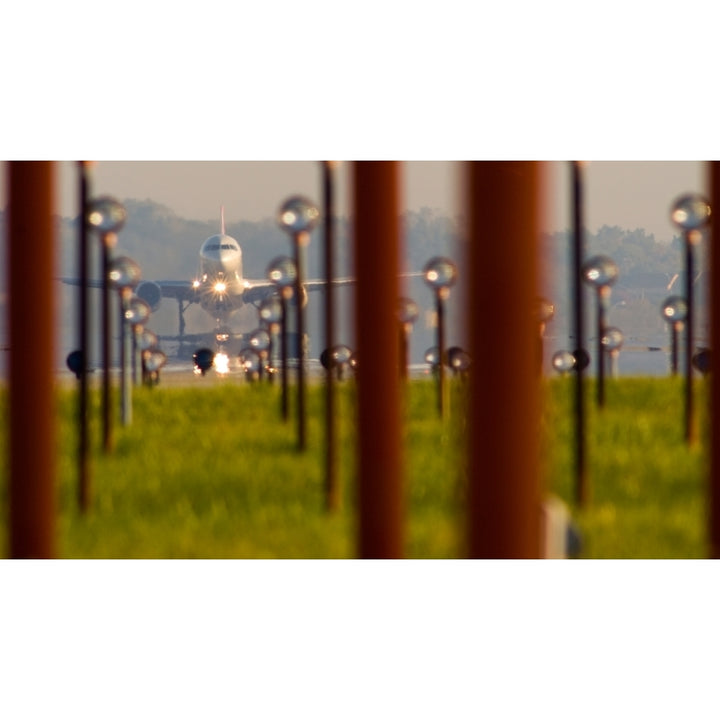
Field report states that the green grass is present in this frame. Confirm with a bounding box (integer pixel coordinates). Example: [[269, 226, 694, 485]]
[[541, 376, 708, 558], [0, 376, 713, 558]]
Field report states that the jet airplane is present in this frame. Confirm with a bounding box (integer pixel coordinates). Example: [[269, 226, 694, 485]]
[[65, 208, 350, 360]]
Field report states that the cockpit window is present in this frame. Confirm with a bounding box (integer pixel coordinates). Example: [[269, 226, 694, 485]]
[[205, 243, 237, 251]]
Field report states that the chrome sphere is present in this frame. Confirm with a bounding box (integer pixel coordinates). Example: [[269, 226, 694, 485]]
[[582, 255, 619, 288], [278, 196, 320, 234], [423, 256, 458, 290], [87, 196, 127, 234], [670, 194, 711, 231]]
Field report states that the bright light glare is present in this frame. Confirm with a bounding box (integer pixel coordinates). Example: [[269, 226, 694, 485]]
[[192, 279, 201, 289], [214, 352, 230, 375], [214, 281, 227, 294]]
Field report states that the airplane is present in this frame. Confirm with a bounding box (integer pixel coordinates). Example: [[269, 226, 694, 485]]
[[76, 208, 352, 361], [64, 207, 427, 371]]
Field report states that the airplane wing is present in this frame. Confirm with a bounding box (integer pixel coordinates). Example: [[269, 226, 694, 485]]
[[240, 276, 356, 306], [148, 280, 197, 301], [61, 277, 199, 301]]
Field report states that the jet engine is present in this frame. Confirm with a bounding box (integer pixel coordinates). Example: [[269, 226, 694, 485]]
[[135, 281, 163, 312]]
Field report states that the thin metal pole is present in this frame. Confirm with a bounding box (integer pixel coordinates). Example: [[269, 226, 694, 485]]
[[671, 323, 679, 376], [399, 323, 409, 380], [467, 161, 541, 558], [120, 293, 132, 425], [436, 290, 447, 417], [684, 233, 696, 444], [280, 291, 289, 422], [597, 287, 608, 408], [8, 161, 56, 558], [322, 161, 339, 510], [101, 232, 115, 452], [267, 323, 277, 384], [294, 232, 308, 451], [354, 161, 403, 558], [571, 161, 588, 506], [708, 161, 720, 557], [78, 161, 91, 511]]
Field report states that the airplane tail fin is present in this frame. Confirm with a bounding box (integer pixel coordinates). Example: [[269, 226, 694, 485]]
[[221, 206, 225, 235]]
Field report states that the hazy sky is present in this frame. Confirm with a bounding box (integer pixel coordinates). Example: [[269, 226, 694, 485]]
[[36, 160, 708, 244]]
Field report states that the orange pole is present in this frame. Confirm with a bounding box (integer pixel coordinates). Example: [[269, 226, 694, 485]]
[[353, 161, 403, 558], [466, 161, 542, 558], [7, 161, 57, 558], [709, 162, 720, 557]]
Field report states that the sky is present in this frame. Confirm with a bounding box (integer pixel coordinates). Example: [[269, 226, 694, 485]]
[[10, 159, 708, 246]]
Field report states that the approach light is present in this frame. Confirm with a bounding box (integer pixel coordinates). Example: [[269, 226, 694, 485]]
[[259, 295, 282, 326], [601, 327, 624, 352], [143, 348, 167, 373], [423, 256, 458, 293], [669, 194, 711, 444], [135, 327, 158, 352], [278, 196, 320, 235], [424, 346, 440, 369], [661, 296, 688, 324], [423, 256, 457, 417], [582, 256, 619, 288], [87, 196, 127, 235], [125, 296, 151, 326], [670, 194, 711, 232], [66, 350, 84, 380], [193, 348, 215, 376], [397, 297, 419, 326], [447, 346, 471, 374], [248, 328, 271, 353], [238, 348, 261, 376], [109, 256, 141, 291], [267, 256, 297, 288], [552, 350, 576, 375]]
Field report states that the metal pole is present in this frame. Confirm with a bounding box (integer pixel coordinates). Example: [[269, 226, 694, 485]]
[[8, 161, 56, 558], [78, 161, 91, 512], [571, 161, 588, 506], [120, 292, 132, 425], [467, 161, 541, 558], [436, 290, 447, 417], [101, 232, 115, 452], [709, 161, 720, 557], [684, 233, 696, 444], [399, 323, 409, 380], [294, 232, 307, 452], [280, 290, 289, 422], [354, 161, 403, 558], [597, 287, 607, 408], [322, 161, 339, 510]]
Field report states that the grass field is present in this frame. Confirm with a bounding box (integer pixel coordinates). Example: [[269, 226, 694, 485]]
[[0, 375, 712, 558]]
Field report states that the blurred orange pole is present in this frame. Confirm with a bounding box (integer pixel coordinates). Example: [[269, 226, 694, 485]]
[[353, 161, 403, 558], [7, 161, 57, 558], [466, 161, 542, 558], [709, 162, 720, 557]]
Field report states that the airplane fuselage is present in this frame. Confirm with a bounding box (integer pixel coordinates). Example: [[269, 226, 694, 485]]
[[195, 232, 248, 326]]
